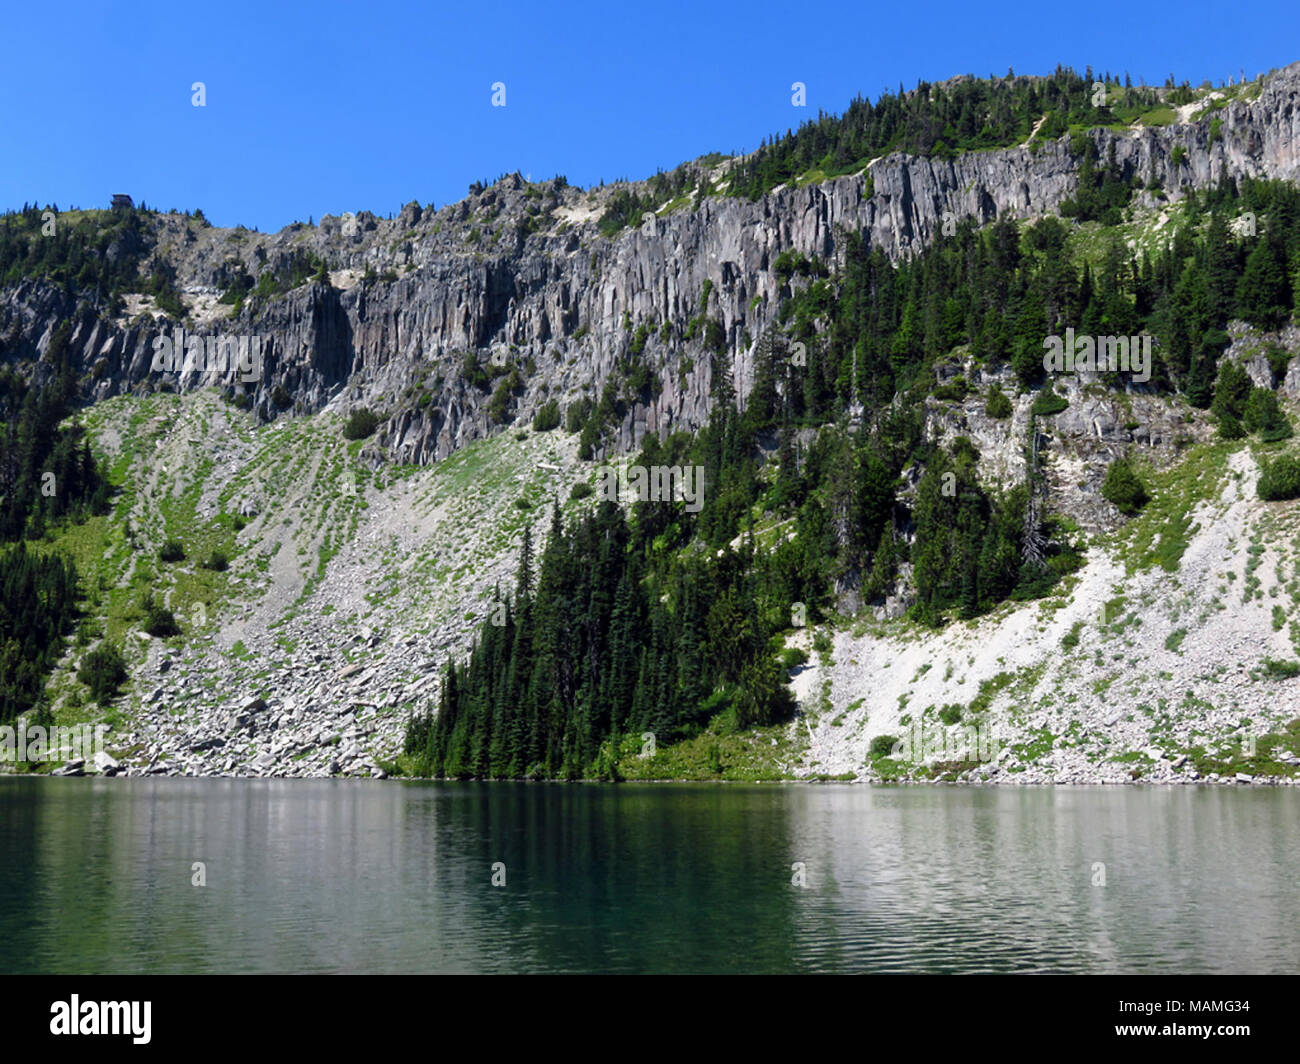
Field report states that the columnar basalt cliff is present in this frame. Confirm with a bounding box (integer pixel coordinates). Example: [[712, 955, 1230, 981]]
[[5, 63, 1300, 471]]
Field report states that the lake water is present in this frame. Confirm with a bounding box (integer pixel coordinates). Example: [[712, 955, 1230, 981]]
[[1, 779, 1296, 973]]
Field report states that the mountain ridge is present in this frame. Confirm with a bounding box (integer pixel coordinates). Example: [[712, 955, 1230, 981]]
[[3, 61, 1300, 783], [4, 62, 1299, 468]]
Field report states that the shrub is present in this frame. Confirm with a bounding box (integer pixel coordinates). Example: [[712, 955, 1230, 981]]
[[932, 376, 968, 401], [532, 400, 561, 432], [78, 643, 127, 704], [938, 704, 963, 725], [1031, 383, 1068, 416], [489, 369, 522, 424], [569, 481, 594, 500], [578, 420, 600, 460], [201, 550, 229, 572], [462, 352, 491, 390], [703, 319, 726, 353], [1266, 345, 1292, 380], [1243, 387, 1292, 441], [780, 647, 809, 671], [159, 538, 185, 562], [1101, 458, 1149, 515], [1262, 657, 1300, 679], [774, 250, 808, 282], [985, 384, 1013, 418], [1210, 360, 1252, 422], [1257, 454, 1300, 500], [870, 735, 899, 758], [343, 409, 380, 440], [565, 398, 593, 434], [144, 603, 181, 638], [1218, 412, 1246, 439]]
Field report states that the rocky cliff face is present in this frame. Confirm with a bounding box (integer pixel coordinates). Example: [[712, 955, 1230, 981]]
[[5, 63, 1300, 471]]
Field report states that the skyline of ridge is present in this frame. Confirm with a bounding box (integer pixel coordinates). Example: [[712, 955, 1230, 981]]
[[3, 0, 1298, 232]]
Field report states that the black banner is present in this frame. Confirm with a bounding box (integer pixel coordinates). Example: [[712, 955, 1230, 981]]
[[2, 973, 1292, 1050]]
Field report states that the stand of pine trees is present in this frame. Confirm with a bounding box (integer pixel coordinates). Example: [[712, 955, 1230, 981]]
[[774, 175, 1299, 413], [408, 173, 1300, 779], [0, 307, 111, 724], [0, 543, 79, 723], [728, 65, 1169, 200], [406, 493, 800, 780], [0, 203, 153, 312]]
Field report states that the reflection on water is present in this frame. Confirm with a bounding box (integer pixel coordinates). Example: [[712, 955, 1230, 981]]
[[0, 779, 1296, 973]]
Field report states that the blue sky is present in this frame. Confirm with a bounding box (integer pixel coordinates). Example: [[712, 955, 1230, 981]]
[[3, 0, 1297, 232]]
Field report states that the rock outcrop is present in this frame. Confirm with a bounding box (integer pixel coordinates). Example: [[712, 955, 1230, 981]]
[[4, 64, 1300, 468]]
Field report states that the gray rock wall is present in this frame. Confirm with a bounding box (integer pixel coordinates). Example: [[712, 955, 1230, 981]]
[[5, 63, 1300, 465]]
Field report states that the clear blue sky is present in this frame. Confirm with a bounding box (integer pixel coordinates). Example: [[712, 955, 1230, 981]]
[[3, 0, 1296, 232]]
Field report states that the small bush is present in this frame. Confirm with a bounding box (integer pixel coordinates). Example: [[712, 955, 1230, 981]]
[[938, 704, 963, 725], [569, 481, 594, 500], [870, 735, 899, 758], [1258, 454, 1300, 501], [489, 372, 521, 424], [1266, 345, 1292, 379], [144, 604, 181, 638], [774, 249, 809, 282], [1218, 412, 1246, 439], [932, 376, 968, 401], [159, 539, 185, 562], [78, 643, 127, 704], [532, 400, 561, 432], [1243, 387, 1292, 441], [565, 398, 593, 434], [780, 647, 809, 671], [202, 551, 229, 572], [1031, 383, 1068, 416], [343, 409, 380, 440], [1262, 657, 1300, 679], [1101, 458, 1149, 515], [985, 385, 1013, 419], [578, 419, 600, 460]]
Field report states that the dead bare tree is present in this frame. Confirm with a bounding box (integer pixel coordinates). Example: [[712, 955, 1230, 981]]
[[1022, 412, 1048, 568]]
